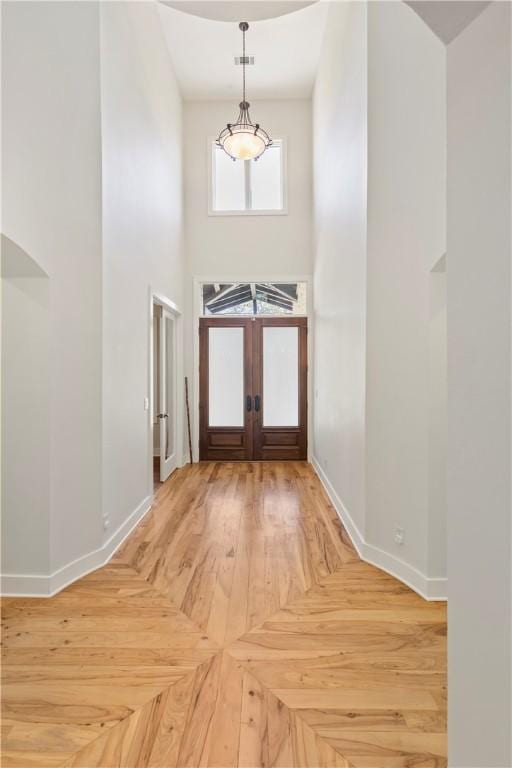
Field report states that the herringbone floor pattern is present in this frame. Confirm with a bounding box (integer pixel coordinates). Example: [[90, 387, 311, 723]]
[[1, 462, 446, 767]]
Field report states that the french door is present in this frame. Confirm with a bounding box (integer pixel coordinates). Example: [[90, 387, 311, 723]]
[[199, 317, 307, 461]]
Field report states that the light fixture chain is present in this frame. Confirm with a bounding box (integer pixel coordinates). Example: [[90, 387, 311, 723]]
[[242, 25, 246, 104]]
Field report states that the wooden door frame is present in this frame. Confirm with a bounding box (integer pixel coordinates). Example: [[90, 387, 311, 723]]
[[148, 289, 184, 500], [158, 306, 180, 481], [192, 275, 313, 463]]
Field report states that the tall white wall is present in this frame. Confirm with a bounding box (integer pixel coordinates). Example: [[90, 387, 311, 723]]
[[1, 1, 103, 585], [312, 1, 446, 597], [2, 243, 50, 577], [184, 99, 312, 278], [428, 260, 447, 578], [365, 1, 446, 583], [447, 3, 511, 764], [100, 1, 185, 540], [312, 1, 368, 535], [1, 0, 185, 594]]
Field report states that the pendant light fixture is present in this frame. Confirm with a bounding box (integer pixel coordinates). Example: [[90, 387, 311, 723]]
[[216, 22, 272, 161]]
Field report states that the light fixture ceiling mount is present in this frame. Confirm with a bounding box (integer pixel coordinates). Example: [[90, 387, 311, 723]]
[[216, 21, 272, 161]]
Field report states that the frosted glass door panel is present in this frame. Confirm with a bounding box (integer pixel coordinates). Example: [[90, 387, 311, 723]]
[[263, 327, 299, 426], [208, 327, 244, 427]]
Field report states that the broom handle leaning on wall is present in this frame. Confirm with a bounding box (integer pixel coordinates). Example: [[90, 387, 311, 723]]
[[185, 376, 193, 464]]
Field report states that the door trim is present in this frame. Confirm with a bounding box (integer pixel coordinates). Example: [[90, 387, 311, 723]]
[[192, 274, 313, 462], [148, 290, 183, 499], [199, 316, 307, 461]]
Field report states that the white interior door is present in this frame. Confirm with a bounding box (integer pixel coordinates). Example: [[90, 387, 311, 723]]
[[158, 308, 177, 481]]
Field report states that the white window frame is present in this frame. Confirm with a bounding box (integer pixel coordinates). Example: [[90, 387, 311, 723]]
[[208, 136, 288, 217]]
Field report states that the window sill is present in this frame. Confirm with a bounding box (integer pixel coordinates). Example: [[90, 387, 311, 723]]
[[208, 208, 288, 217]]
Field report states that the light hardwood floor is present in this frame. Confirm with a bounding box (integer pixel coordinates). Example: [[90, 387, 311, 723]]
[[1, 462, 447, 767]]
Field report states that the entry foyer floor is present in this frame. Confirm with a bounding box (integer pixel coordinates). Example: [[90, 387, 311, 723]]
[[2, 462, 446, 767]]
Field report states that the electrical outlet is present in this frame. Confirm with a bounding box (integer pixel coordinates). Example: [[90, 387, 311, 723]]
[[103, 515, 110, 531], [394, 526, 405, 545], [144, 397, 149, 411]]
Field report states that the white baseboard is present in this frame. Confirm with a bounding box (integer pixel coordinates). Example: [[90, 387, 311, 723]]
[[311, 456, 447, 601], [1, 495, 153, 598]]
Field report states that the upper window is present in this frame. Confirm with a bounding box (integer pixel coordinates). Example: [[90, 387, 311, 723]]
[[201, 282, 307, 316], [210, 139, 285, 215]]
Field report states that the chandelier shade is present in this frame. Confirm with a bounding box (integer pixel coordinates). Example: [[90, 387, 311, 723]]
[[216, 22, 272, 161]]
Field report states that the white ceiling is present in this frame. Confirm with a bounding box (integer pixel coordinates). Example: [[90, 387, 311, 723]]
[[160, 1, 318, 23], [157, 1, 328, 100]]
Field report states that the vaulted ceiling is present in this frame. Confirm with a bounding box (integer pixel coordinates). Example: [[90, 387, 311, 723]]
[[158, 0, 492, 102], [157, 0, 328, 100], [160, 1, 317, 22]]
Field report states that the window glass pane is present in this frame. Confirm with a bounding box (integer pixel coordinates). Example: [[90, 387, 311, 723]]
[[250, 143, 283, 211], [213, 144, 245, 211], [208, 327, 244, 426], [203, 283, 253, 315], [215, 300, 254, 315], [263, 326, 299, 426]]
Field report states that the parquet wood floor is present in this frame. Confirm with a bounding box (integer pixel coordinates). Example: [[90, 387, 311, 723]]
[[1, 462, 447, 767]]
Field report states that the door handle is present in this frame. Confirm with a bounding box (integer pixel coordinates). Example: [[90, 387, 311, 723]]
[[157, 413, 168, 419], [246, 395, 252, 412], [254, 395, 260, 412]]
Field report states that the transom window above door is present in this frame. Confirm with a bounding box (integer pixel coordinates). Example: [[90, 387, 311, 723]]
[[201, 282, 307, 316], [210, 139, 286, 214]]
